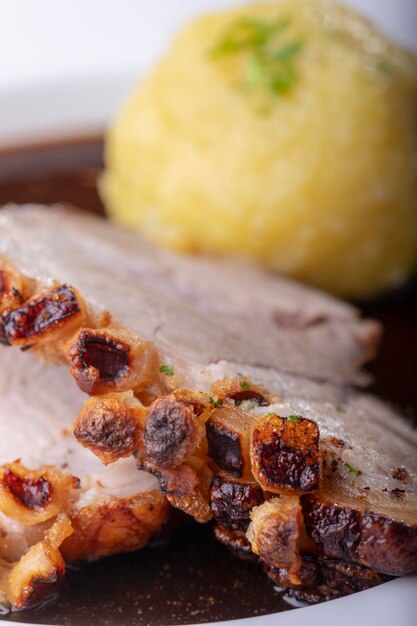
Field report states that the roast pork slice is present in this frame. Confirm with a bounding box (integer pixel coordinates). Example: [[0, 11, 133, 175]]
[[138, 377, 417, 580], [0, 348, 167, 611], [0, 204, 380, 387], [0, 203, 372, 327]]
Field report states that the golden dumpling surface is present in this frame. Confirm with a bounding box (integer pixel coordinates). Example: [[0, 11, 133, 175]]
[[102, 0, 417, 298]]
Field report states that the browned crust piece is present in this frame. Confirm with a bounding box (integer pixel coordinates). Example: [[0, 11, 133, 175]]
[[139, 456, 213, 523], [62, 490, 168, 562], [144, 389, 209, 467], [0, 462, 77, 526], [6, 513, 73, 610], [209, 473, 264, 531], [2, 284, 87, 353], [247, 496, 303, 584], [302, 494, 417, 576], [250, 414, 322, 494], [0, 463, 74, 613], [74, 391, 146, 465], [67, 327, 159, 396], [143, 380, 271, 475]]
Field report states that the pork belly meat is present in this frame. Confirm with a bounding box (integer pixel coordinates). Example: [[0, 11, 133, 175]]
[[0, 204, 380, 389], [0, 349, 167, 611]]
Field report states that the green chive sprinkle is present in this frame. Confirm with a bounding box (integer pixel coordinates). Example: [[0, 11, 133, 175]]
[[209, 396, 221, 408], [344, 462, 361, 476], [159, 364, 174, 377], [287, 415, 301, 423], [211, 15, 304, 100]]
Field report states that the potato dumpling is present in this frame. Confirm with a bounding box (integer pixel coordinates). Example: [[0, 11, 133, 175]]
[[101, 0, 417, 298]]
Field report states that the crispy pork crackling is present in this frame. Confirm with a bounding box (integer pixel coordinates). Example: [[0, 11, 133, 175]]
[[0, 349, 166, 611]]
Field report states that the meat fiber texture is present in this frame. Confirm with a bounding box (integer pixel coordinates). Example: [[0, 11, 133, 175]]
[[0, 204, 380, 388]]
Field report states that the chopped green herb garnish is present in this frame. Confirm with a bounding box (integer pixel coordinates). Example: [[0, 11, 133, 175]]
[[335, 404, 345, 413], [159, 364, 174, 377], [211, 15, 304, 101], [209, 396, 221, 408], [212, 16, 290, 57], [287, 415, 300, 423], [344, 462, 362, 476], [239, 380, 251, 390]]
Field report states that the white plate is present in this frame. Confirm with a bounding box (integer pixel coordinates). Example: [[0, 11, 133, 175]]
[[0, 1, 416, 625]]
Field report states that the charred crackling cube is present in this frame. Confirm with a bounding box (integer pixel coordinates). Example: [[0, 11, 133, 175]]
[[206, 404, 257, 478], [1, 284, 86, 350], [74, 391, 146, 465], [209, 473, 264, 531], [247, 496, 303, 584], [62, 489, 168, 563], [144, 389, 209, 468], [66, 326, 158, 396], [0, 462, 76, 526], [251, 414, 322, 494]]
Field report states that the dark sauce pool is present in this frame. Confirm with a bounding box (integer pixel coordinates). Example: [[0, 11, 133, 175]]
[[0, 136, 416, 625], [3, 519, 292, 626]]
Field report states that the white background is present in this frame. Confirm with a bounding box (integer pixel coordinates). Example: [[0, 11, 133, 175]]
[[0, 0, 416, 89], [0, 0, 416, 144]]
